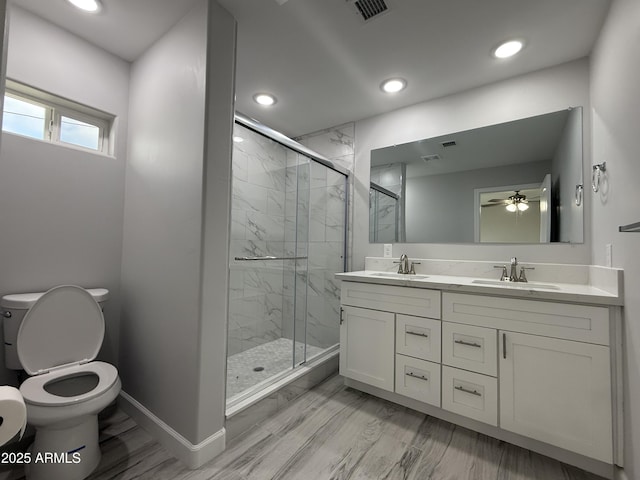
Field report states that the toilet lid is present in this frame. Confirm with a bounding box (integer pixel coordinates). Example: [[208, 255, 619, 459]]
[[17, 285, 104, 376]]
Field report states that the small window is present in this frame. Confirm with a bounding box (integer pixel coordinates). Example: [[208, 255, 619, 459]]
[[60, 115, 101, 150], [2, 80, 114, 154], [3, 94, 49, 140]]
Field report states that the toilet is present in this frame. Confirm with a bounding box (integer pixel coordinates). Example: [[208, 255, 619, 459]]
[[0, 285, 121, 480]]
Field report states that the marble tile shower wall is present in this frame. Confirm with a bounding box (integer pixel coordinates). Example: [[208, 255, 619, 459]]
[[228, 124, 288, 356], [296, 124, 354, 350]]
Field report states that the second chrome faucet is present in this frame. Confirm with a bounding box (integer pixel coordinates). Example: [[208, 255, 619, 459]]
[[494, 257, 535, 282], [394, 254, 421, 274]]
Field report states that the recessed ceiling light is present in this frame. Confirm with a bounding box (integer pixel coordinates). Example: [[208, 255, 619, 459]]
[[233, 136, 244, 143], [493, 40, 524, 59], [66, 0, 102, 13], [253, 93, 277, 106], [381, 78, 407, 94]]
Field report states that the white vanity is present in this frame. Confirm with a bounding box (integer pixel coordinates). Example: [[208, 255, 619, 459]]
[[336, 258, 623, 479]]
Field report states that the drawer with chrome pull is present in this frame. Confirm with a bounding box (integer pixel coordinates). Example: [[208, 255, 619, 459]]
[[442, 322, 497, 376], [396, 314, 441, 363], [442, 365, 497, 426], [395, 354, 441, 407]]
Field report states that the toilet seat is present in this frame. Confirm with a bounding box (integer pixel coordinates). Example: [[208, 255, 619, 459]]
[[20, 361, 118, 407], [17, 285, 104, 376]]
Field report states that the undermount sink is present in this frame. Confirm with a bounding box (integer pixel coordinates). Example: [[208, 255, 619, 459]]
[[371, 272, 429, 280], [471, 279, 561, 290]]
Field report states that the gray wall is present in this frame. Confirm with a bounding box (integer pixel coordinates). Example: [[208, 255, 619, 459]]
[[590, 1, 640, 479], [119, 0, 236, 444], [0, 6, 129, 385], [405, 161, 551, 243], [353, 59, 591, 266], [197, 0, 236, 442], [551, 107, 583, 243]]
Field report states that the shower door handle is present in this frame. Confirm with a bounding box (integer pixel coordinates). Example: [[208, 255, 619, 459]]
[[234, 256, 308, 261], [340, 308, 344, 324]]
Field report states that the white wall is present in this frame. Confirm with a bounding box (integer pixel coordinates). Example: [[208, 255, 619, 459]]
[[589, 1, 640, 478], [353, 59, 591, 269], [119, 0, 236, 449], [0, 6, 129, 385]]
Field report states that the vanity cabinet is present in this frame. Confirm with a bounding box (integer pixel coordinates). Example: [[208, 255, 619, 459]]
[[339, 280, 619, 473]]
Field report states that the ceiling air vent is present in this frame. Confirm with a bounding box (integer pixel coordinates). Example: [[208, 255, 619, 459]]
[[441, 140, 457, 148], [348, 0, 389, 22], [421, 154, 441, 163]]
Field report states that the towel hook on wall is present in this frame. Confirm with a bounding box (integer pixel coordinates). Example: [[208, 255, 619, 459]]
[[575, 184, 583, 206], [592, 162, 606, 192]]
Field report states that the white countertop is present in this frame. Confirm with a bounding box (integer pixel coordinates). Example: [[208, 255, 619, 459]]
[[335, 270, 623, 306]]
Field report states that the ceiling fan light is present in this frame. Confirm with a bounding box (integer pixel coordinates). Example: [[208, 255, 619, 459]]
[[506, 203, 517, 212], [518, 202, 529, 211]]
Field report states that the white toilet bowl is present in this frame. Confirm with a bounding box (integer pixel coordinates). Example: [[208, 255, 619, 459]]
[[20, 362, 121, 480], [10, 285, 121, 480]]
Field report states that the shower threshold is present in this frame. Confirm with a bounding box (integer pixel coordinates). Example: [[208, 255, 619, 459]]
[[226, 342, 339, 417]]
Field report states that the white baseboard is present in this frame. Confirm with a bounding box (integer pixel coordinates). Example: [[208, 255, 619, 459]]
[[118, 391, 225, 469], [616, 468, 629, 480]]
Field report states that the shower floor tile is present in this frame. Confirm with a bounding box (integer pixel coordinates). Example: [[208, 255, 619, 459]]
[[226, 338, 324, 399]]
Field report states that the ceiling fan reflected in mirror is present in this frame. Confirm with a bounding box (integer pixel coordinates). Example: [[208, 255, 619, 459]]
[[486, 190, 538, 212]]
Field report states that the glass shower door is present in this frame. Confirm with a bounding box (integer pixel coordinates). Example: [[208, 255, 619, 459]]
[[304, 163, 346, 362], [226, 118, 347, 404]]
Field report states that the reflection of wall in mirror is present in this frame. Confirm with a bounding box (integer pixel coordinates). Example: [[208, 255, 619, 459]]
[[480, 200, 541, 243], [551, 108, 583, 243], [405, 160, 550, 243]]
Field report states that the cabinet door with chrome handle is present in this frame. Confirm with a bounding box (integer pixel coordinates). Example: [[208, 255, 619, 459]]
[[499, 330, 613, 463], [339, 306, 395, 392]]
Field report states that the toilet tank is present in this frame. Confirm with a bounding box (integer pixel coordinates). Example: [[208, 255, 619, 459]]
[[0, 288, 109, 370]]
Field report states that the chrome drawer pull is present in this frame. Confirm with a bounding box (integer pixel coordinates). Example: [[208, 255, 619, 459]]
[[455, 385, 482, 397], [406, 372, 429, 381], [406, 331, 429, 338], [454, 339, 481, 348]]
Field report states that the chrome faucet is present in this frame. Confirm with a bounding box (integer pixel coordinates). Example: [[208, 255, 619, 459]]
[[494, 257, 535, 282], [509, 257, 518, 282], [395, 254, 410, 274], [394, 254, 421, 274]]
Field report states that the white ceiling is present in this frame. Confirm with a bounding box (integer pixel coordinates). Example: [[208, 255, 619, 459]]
[[14, 0, 611, 138], [14, 0, 201, 61]]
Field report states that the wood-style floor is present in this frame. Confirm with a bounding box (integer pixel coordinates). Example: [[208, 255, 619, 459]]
[[7, 375, 605, 480]]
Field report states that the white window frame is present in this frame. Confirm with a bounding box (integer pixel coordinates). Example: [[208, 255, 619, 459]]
[[3, 79, 114, 155]]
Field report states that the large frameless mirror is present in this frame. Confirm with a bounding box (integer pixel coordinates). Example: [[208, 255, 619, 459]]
[[369, 107, 584, 244]]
